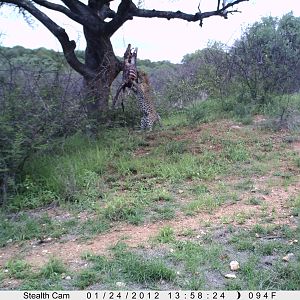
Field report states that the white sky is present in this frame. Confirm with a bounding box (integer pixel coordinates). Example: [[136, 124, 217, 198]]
[[0, 0, 299, 63]]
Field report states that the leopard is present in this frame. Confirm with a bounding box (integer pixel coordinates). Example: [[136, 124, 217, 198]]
[[132, 71, 161, 131]]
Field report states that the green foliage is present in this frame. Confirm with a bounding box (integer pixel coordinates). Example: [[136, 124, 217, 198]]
[[260, 94, 300, 130], [290, 195, 300, 217], [79, 215, 111, 238], [163, 140, 188, 155], [0, 47, 84, 205], [113, 245, 176, 284], [155, 226, 175, 243], [104, 196, 143, 224], [152, 206, 175, 221], [0, 46, 68, 70], [184, 194, 226, 216], [232, 13, 300, 103], [170, 241, 223, 273], [5, 259, 33, 279], [0, 212, 71, 246], [75, 245, 176, 288], [75, 269, 98, 289], [40, 257, 67, 279]]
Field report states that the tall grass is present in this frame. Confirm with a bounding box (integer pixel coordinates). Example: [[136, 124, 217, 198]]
[[13, 130, 146, 209]]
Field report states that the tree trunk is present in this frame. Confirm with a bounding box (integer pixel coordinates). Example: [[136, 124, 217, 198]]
[[83, 27, 122, 122]]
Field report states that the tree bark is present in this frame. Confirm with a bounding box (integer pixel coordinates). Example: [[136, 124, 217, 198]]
[[83, 28, 122, 121]]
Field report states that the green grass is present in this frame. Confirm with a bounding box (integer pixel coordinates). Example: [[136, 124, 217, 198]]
[[2, 96, 300, 290], [190, 184, 209, 195], [75, 244, 176, 289], [115, 251, 176, 284], [230, 230, 256, 251], [229, 255, 300, 290], [5, 259, 33, 279], [3, 257, 69, 290], [170, 241, 224, 273], [290, 195, 300, 216], [0, 213, 74, 247], [79, 215, 111, 238], [75, 269, 98, 289], [154, 226, 175, 243], [234, 212, 252, 225], [151, 205, 176, 221], [184, 194, 227, 215], [246, 197, 263, 205], [103, 196, 144, 225], [222, 140, 250, 162], [163, 140, 188, 155], [234, 179, 255, 191], [18, 130, 148, 209], [39, 257, 67, 279], [150, 188, 174, 202]]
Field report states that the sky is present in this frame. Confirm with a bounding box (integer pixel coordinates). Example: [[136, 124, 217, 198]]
[[0, 0, 300, 63]]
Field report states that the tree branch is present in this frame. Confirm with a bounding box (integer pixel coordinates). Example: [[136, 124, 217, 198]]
[[107, 0, 248, 35], [133, 0, 248, 22], [1, 0, 95, 77], [105, 0, 136, 36], [31, 0, 104, 31], [30, 0, 87, 26]]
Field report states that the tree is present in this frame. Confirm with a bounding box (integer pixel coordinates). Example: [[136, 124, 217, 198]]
[[231, 13, 300, 104], [0, 0, 249, 121]]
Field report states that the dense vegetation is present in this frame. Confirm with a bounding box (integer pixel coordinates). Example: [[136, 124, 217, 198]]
[[0, 12, 299, 206], [0, 13, 300, 290], [2, 13, 300, 205]]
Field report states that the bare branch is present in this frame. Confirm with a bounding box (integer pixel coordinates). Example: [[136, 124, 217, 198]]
[[132, 0, 248, 23], [106, 0, 248, 35]]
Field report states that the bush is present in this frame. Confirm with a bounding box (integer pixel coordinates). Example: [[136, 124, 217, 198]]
[[0, 49, 85, 205]]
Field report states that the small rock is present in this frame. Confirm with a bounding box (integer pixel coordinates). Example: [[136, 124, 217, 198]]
[[170, 248, 174, 253], [176, 271, 181, 275], [231, 125, 242, 130], [65, 276, 72, 280], [282, 253, 294, 262], [4, 269, 9, 273], [116, 282, 126, 288], [224, 273, 236, 279], [230, 261, 240, 271], [178, 189, 184, 194], [255, 233, 260, 238], [289, 239, 298, 245], [6, 239, 13, 244]]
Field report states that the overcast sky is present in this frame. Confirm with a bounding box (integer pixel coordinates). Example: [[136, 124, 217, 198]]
[[0, 0, 299, 63]]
